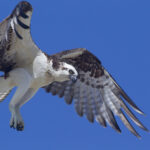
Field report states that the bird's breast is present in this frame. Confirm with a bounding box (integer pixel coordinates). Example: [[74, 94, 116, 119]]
[[31, 75, 53, 88], [31, 53, 53, 88]]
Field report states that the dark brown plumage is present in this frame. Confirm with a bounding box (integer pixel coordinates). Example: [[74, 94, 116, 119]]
[[11, 1, 32, 18], [44, 48, 148, 138], [0, 1, 32, 76]]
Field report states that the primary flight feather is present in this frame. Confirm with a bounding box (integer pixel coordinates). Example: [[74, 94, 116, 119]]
[[0, 1, 148, 138]]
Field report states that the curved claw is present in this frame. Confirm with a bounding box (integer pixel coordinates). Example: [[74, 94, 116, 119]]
[[10, 112, 24, 131], [10, 120, 24, 131]]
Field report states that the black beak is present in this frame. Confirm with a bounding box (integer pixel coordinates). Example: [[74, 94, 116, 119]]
[[69, 75, 77, 83]]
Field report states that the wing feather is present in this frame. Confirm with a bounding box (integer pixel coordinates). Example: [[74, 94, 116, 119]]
[[84, 84, 94, 123], [44, 48, 148, 137], [0, 1, 40, 73], [105, 70, 145, 115], [119, 110, 141, 138]]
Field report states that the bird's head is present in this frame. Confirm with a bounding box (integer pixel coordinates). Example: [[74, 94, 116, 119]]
[[49, 60, 78, 83]]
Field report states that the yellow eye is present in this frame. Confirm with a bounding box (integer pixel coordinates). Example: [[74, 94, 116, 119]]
[[69, 69, 74, 75]]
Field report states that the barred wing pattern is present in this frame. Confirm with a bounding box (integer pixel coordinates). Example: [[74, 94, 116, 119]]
[[0, 1, 39, 74], [44, 48, 148, 138]]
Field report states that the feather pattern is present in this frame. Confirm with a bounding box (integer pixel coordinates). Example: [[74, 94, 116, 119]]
[[0, 1, 148, 135], [0, 90, 11, 102], [0, 1, 40, 74], [44, 48, 148, 138]]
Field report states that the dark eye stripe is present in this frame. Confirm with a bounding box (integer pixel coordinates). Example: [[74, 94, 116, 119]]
[[62, 67, 67, 70]]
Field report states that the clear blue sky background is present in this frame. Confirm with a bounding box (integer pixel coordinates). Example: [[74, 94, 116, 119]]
[[0, 0, 150, 149]]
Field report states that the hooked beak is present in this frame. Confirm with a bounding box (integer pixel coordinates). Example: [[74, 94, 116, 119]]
[[69, 75, 77, 83]]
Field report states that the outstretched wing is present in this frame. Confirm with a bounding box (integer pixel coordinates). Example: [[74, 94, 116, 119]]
[[44, 48, 148, 138], [0, 1, 40, 73]]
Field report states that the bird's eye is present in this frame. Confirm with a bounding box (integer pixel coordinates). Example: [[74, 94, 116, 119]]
[[69, 69, 75, 75]]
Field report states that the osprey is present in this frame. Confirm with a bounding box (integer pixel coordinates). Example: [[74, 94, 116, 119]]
[[0, 1, 148, 138]]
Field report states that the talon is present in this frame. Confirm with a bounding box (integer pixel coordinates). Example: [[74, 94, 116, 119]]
[[9, 112, 24, 131], [10, 122, 24, 131], [10, 120, 14, 128], [16, 123, 24, 131]]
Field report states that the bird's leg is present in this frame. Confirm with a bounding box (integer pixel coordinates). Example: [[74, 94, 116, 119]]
[[9, 105, 24, 131], [9, 88, 38, 131], [8, 68, 33, 131]]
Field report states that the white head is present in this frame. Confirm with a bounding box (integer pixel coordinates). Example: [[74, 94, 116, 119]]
[[49, 60, 78, 82]]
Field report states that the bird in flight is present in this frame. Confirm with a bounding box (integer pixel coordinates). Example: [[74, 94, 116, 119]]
[[0, 1, 148, 138]]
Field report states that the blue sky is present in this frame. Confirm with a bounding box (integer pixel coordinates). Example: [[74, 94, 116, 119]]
[[0, 0, 150, 149]]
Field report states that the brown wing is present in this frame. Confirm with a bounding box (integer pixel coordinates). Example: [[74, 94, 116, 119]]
[[44, 49, 148, 138], [0, 1, 40, 74]]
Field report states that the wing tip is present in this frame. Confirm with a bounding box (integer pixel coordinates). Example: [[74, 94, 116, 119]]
[[140, 124, 149, 132], [11, 1, 33, 19], [104, 68, 146, 116], [114, 126, 122, 133], [136, 134, 142, 139], [18, 1, 33, 13], [134, 107, 145, 115]]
